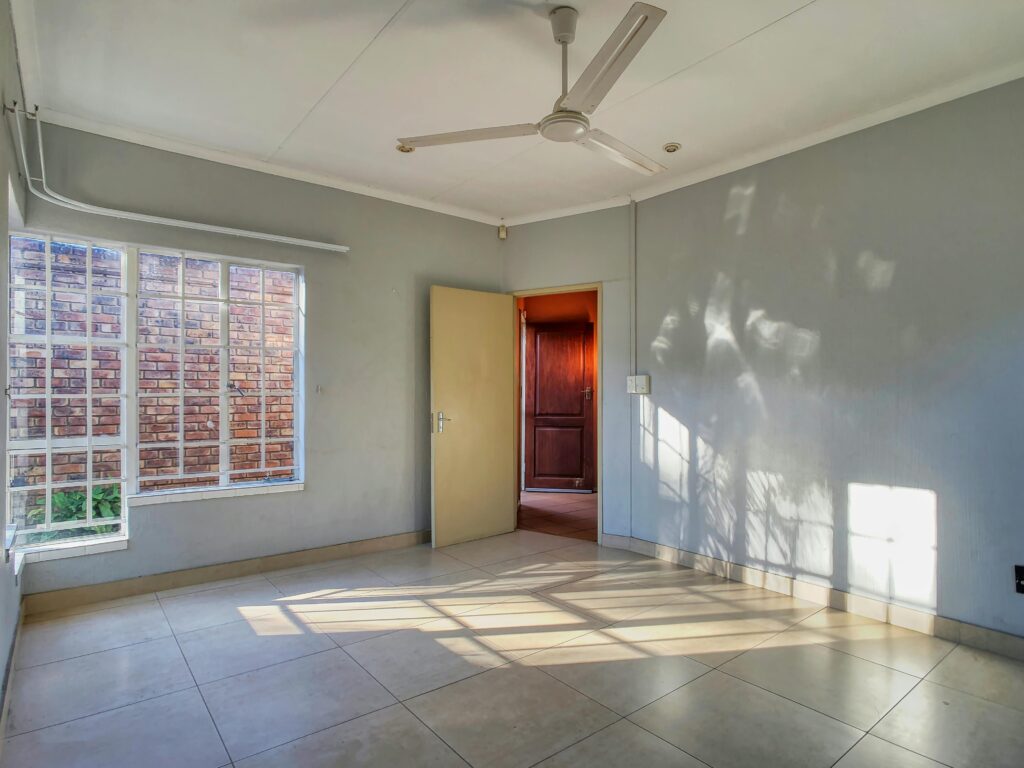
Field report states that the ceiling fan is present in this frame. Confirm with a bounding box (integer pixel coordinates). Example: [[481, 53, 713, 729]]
[[396, 3, 668, 175]]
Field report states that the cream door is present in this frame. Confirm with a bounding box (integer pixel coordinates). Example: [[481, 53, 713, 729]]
[[430, 285, 516, 547]]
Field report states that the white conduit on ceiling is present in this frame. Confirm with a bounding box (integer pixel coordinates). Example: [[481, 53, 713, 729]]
[[6, 105, 350, 254]]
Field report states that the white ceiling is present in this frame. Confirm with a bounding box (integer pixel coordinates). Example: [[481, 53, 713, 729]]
[[12, 0, 1024, 224]]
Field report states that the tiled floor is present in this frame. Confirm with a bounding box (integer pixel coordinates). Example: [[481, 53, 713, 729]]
[[517, 492, 597, 541], [5, 531, 1024, 767]]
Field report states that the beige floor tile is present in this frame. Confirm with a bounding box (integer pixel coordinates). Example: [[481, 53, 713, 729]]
[[481, 551, 602, 591], [24, 592, 158, 623], [344, 617, 507, 700], [387, 567, 521, 615], [265, 560, 392, 599], [457, 593, 606, 660], [6, 636, 194, 736], [176, 611, 336, 684], [834, 735, 947, 768], [539, 576, 692, 623], [721, 638, 918, 730], [926, 644, 1024, 712], [549, 542, 650, 570], [521, 630, 710, 715], [406, 664, 617, 768], [16, 600, 172, 668], [602, 601, 784, 667], [630, 670, 862, 768], [159, 578, 283, 634], [785, 609, 955, 677], [288, 592, 447, 647], [355, 544, 473, 585], [200, 648, 395, 761], [536, 719, 706, 768], [873, 680, 1024, 768], [440, 531, 575, 567], [234, 704, 465, 767], [156, 573, 268, 599], [0, 688, 228, 768]]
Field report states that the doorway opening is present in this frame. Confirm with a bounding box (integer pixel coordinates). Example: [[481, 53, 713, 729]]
[[514, 288, 599, 542]]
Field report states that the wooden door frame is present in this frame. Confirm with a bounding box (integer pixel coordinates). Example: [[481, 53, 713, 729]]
[[512, 283, 602, 545]]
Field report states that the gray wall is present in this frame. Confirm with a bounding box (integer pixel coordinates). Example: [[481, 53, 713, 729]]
[[1, 0, 25, 699], [504, 78, 1024, 637], [22, 125, 502, 593]]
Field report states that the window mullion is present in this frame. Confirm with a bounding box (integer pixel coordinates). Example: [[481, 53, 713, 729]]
[[219, 261, 230, 488]]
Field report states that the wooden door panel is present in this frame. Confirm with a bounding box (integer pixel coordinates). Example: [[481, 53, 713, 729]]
[[534, 426, 584, 479], [524, 322, 595, 491], [535, 330, 585, 416]]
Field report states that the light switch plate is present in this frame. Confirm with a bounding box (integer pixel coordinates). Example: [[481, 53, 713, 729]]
[[627, 374, 650, 394]]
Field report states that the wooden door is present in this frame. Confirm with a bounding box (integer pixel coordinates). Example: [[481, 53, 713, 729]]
[[524, 322, 595, 491], [430, 286, 516, 547]]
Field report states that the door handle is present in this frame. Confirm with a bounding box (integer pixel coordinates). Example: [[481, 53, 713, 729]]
[[437, 411, 454, 433], [582, 387, 592, 401]]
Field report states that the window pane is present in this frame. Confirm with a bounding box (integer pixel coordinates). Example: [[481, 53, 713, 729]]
[[8, 343, 46, 395], [50, 242, 87, 289], [229, 304, 261, 346], [91, 346, 123, 395], [92, 449, 121, 480], [18, 521, 123, 547], [51, 398, 87, 439], [229, 265, 260, 301], [51, 345, 88, 395], [139, 397, 179, 443], [138, 297, 181, 345], [138, 348, 180, 393], [139, 252, 180, 294], [52, 450, 88, 483], [51, 290, 88, 337], [184, 396, 218, 442], [139, 445, 179, 477], [264, 305, 294, 348], [92, 397, 122, 438], [92, 483, 122, 521], [184, 445, 219, 475], [139, 476, 216, 493], [9, 488, 46, 530], [9, 398, 46, 441], [92, 247, 123, 290], [91, 294, 123, 338], [266, 441, 294, 470], [9, 236, 46, 286], [264, 270, 295, 304], [229, 443, 261, 472], [9, 452, 46, 488], [229, 347, 260, 390], [266, 395, 294, 439], [51, 486, 88, 522], [184, 301, 221, 345], [230, 392, 262, 440], [264, 348, 293, 392], [184, 349, 220, 391], [9, 288, 46, 336], [185, 258, 219, 298]]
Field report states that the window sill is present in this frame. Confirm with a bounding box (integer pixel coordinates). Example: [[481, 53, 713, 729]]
[[128, 481, 304, 507], [19, 535, 129, 564]]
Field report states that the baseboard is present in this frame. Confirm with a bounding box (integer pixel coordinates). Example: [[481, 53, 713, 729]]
[[22, 530, 430, 617], [0, 609, 24, 764], [604, 534, 1024, 662]]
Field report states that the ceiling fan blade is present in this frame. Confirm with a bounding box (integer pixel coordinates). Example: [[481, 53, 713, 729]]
[[397, 123, 538, 149], [577, 129, 665, 175], [558, 2, 666, 115]]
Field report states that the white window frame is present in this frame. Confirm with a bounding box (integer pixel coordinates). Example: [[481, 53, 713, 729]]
[[5, 233, 131, 545], [6, 230, 306, 549]]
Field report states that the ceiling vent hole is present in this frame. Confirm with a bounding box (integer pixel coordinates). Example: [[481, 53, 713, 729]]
[[663, 142, 681, 153]]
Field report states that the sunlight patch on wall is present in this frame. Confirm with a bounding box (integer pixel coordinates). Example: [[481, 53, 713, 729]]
[[848, 483, 937, 610]]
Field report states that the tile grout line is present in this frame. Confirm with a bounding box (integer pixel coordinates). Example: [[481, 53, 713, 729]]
[[154, 590, 234, 766]]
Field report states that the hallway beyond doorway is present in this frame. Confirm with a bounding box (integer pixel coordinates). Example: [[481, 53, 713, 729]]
[[517, 491, 597, 541]]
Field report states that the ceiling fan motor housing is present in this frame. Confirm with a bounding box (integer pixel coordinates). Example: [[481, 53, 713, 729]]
[[539, 110, 590, 142]]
